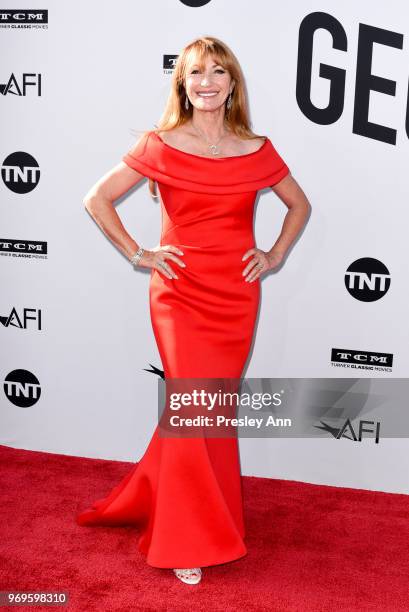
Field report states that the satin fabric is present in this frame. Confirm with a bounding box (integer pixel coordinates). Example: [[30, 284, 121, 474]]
[[76, 130, 290, 568]]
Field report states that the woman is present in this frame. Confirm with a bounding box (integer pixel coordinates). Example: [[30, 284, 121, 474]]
[[76, 35, 311, 585]]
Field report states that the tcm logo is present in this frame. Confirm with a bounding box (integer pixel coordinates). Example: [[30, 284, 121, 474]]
[[0, 73, 42, 96], [163, 55, 178, 73], [0, 238, 48, 258], [0, 307, 42, 330], [345, 258, 390, 301], [315, 418, 381, 443], [0, 10, 48, 23], [3, 369, 41, 407], [331, 347, 393, 371], [1, 152, 40, 193]]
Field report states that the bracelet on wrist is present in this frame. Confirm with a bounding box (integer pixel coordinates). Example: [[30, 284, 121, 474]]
[[130, 247, 144, 267]]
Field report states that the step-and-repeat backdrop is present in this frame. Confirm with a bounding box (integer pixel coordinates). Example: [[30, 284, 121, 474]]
[[1, 1, 408, 493]]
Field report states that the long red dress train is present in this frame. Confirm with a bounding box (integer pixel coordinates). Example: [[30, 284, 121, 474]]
[[76, 130, 290, 568]]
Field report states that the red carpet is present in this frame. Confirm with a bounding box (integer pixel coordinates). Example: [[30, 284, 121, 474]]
[[1, 443, 408, 611]]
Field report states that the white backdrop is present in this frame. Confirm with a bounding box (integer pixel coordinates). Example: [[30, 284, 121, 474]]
[[1, 0, 408, 493]]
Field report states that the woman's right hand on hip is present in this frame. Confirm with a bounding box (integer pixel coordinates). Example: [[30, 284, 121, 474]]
[[139, 244, 186, 280]]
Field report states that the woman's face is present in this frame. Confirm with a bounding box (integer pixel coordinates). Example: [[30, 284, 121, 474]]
[[184, 54, 234, 113]]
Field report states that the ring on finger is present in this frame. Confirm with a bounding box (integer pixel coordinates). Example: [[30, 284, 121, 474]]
[[248, 263, 262, 279]]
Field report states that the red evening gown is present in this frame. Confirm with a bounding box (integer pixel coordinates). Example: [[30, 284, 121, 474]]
[[76, 130, 290, 568]]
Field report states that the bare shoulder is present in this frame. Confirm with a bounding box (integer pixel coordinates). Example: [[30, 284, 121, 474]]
[[243, 136, 267, 153], [128, 129, 154, 148], [154, 127, 205, 155], [222, 134, 267, 156], [155, 128, 184, 146]]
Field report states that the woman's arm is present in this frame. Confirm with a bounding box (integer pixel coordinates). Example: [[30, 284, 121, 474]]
[[83, 161, 146, 261], [267, 173, 311, 263], [83, 161, 186, 278], [241, 172, 312, 282]]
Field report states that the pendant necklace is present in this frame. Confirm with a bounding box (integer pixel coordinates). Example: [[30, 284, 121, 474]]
[[191, 123, 228, 156]]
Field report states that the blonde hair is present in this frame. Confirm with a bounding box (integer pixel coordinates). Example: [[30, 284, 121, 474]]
[[133, 35, 266, 199]]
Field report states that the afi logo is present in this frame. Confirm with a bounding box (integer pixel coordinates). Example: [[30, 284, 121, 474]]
[[0, 73, 42, 96], [3, 369, 41, 407], [0, 307, 42, 330], [315, 418, 381, 443], [1, 152, 40, 194], [345, 258, 390, 301]]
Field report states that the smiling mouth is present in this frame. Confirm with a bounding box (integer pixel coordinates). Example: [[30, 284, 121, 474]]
[[197, 91, 219, 97]]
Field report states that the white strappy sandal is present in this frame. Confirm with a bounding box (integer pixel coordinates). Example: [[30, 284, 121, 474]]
[[172, 567, 202, 584]]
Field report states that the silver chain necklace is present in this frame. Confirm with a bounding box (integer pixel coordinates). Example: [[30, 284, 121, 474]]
[[190, 122, 228, 156]]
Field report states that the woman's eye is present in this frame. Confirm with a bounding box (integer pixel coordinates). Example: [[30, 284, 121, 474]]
[[190, 69, 225, 75]]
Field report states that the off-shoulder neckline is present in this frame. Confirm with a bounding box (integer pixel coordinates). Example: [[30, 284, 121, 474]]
[[151, 131, 269, 160]]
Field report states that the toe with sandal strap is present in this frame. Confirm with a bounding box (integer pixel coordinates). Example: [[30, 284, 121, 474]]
[[172, 568, 202, 584]]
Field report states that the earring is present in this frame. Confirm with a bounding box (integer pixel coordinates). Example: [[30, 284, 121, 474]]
[[185, 95, 189, 110], [226, 92, 232, 109]]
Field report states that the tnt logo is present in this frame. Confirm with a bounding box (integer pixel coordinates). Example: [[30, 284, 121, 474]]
[[345, 258, 390, 301], [3, 369, 41, 407], [1, 151, 40, 194], [178, 0, 212, 6], [315, 418, 381, 443]]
